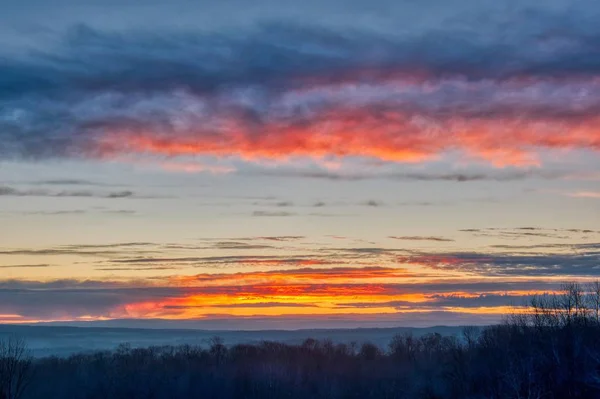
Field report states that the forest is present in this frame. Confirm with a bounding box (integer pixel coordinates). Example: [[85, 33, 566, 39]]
[[2, 282, 600, 399]]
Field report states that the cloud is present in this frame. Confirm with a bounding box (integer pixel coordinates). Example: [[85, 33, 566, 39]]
[[341, 293, 534, 310], [106, 190, 134, 198], [0, 186, 137, 199], [389, 236, 454, 242], [0, 264, 52, 269], [308, 212, 351, 217], [1, 16, 600, 168], [62, 242, 155, 249], [109, 254, 339, 268], [398, 249, 600, 276], [32, 179, 110, 186], [211, 241, 275, 250], [489, 242, 600, 250], [252, 211, 296, 217], [97, 266, 182, 271], [22, 210, 88, 215], [0, 281, 185, 320], [396, 201, 438, 207], [458, 227, 595, 240], [225, 236, 304, 243], [0, 249, 123, 257], [567, 191, 600, 198], [0, 270, 561, 322], [363, 200, 383, 207], [0, 240, 402, 270], [163, 302, 319, 309], [254, 169, 568, 182], [0, 242, 158, 258], [253, 236, 305, 241], [11, 209, 137, 216]]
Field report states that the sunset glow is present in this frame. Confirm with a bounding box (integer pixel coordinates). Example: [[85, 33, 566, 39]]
[[1, 0, 599, 329]]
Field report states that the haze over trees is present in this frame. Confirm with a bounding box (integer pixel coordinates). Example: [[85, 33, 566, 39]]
[[3, 282, 600, 399]]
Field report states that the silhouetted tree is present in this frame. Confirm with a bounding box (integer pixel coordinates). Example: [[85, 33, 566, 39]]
[[0, 337, 32, 399], [11, 280, 600, 399]]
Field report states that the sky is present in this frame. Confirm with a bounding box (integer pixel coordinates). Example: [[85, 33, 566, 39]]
[[0, 0, 599, 328]]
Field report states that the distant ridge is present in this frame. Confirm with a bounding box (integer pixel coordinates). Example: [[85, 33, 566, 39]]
[[0, 323, 475, 357], [17, 315, 494, 330]]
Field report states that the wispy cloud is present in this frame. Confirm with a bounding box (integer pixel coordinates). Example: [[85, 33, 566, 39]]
[[389, 236, 454, 242], [567, 191, 600, 198], [236, 236, 305, 242], [398, 249, 600, 277], [253, 169, 568, 182], [2, 15, 600, 169], [0, 242, 158, 258], [362, 200, 384, 207], [252, 211, 296, 217], [0, 186, 135, 199], [109, 254, 339, 268], [210, 241, 280, 250], [34, 179, 101, 185], [22, 210, 88, 215]]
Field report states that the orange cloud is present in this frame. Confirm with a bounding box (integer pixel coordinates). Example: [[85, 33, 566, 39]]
[[173, 267, 418, 287], [108, 266, 548, 319], [567, 191, 600, 198], [95, 108, 600, 168], [0, 264, 564, 323]]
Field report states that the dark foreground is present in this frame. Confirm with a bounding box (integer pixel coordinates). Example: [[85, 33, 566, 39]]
[[3, 286, 600, 399]]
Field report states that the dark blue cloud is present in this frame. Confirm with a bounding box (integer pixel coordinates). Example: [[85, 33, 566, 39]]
[[1, 6, 600, 161], [400, 247, 600, 276]]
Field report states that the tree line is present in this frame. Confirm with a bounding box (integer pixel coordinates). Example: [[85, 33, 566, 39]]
[[2, 282, 600, 399]]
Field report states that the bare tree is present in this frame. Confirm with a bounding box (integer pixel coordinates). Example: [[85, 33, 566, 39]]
[[462, 326, 479, 349], [588, 281, 600, 324], [0, 337, 32, 399]]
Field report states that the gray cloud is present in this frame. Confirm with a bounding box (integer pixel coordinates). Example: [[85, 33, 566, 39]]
[[106, 190, 134, 198], [109, 254, 338, 267], [252, 211, 296, 217], [10, 209, 137, 216], [399, 249, 600, 276], [2, 7, 600, 161], [22, 210, 88, 215], [252, 236, 305, 241], [0, 242, 159, 258], [0, 281, 185, 319], [253, 169, 569, 182], [33, 179, 108, 186], [340, 293, 534, 310], [62, 242, 155, 249], [308, 212, 354, 217], [459, 227, 597, 240], [363, 200, 384, 207], [97, 266, 182, 271], [102, 210, 137, 215], [211, 241, 275, 250], [0, 186, 137, 199], [389, 236, 454, 242], [0, 264, 52, 269], [0, 249, 124, 257]]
